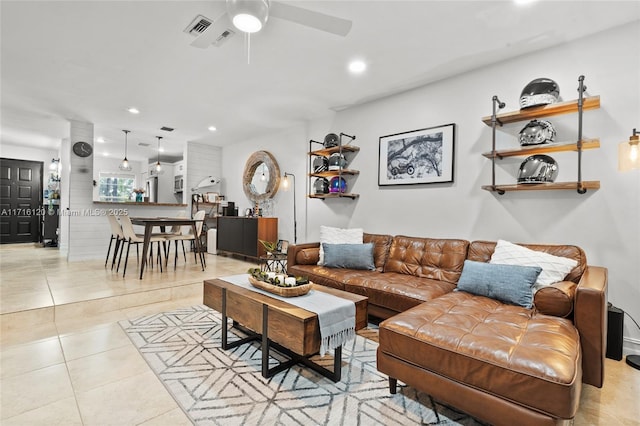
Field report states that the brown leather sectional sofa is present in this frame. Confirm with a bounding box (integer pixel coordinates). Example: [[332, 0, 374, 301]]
[[287, 233, 607, 426]]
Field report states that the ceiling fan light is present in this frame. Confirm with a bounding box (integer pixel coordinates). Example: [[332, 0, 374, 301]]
[[233, 14, 263, 33], [227, 0, 269, 33]]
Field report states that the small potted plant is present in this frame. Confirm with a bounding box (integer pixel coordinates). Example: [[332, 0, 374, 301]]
[[259, 239, 277, 255], [132, 188, 145, 202]]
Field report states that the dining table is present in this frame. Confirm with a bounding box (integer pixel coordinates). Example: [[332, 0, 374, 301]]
[[131, 217, 206, 279]]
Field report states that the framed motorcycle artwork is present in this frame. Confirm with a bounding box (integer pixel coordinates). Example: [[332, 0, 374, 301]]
[[378, 123, 455, 186]]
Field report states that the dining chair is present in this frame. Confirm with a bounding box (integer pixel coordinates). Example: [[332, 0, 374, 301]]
[[117, 214, 168, 277], [106, 213, 125, 270], [164, 210, 206, 269]]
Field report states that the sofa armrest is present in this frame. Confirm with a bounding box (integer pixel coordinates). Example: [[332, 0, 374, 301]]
[[574, 265, 608, 388], [287, 242, 320, 270]]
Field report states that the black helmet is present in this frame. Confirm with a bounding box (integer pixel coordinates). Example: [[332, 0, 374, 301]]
[[312, 156, 328, 172], [323, 133, 339, 148], [328, 153, 347, 171], [519, 78, 560, 109], [313, 177, 330, 194], [518, 155, 559, 183], [518, 120, 556, 146]]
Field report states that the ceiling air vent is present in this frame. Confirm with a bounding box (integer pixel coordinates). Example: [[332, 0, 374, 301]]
[[185, 15, 212, 35], [138, 142, 150, 147], [160, 126, 174, 132], [184, 14, 236, 47]]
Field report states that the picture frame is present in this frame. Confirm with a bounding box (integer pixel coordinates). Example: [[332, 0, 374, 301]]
[[277, 239, 289, 254], [378, 123, 455, 186]]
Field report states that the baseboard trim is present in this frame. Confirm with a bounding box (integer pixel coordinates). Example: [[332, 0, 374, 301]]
[[623, 336, 640, 356]]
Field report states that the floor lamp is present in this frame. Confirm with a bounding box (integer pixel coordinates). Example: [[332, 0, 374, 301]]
[[282, 172, 297, 244]]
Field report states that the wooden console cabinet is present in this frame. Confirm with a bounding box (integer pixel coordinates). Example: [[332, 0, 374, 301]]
[[217, 217, 277, 259]]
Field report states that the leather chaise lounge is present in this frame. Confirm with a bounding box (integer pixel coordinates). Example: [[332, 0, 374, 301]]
[[287, 233, 607, 426]]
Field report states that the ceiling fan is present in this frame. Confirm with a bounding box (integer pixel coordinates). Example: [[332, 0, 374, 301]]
[[190, 0, 352, 49]]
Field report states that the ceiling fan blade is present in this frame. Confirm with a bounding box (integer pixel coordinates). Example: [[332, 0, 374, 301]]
[[190, 13, 231, 48], [269, 2, 352, 37]]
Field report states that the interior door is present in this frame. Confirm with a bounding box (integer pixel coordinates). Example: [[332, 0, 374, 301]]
[[0, 158, 43, 243]]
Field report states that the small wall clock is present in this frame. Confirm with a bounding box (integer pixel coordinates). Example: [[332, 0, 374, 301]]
[[72, 141, 93, 157]]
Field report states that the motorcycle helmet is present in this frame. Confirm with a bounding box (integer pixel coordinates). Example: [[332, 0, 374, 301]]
[[517, 155, 559, 184], [313, 177, 330, 194], [323, 133, 339, 148], [329, 176, 347, 193], [328, 153, 347, 171], [519, 78, 560, 109], [518, 119, 556, 146], [312, 156, 328, 173]]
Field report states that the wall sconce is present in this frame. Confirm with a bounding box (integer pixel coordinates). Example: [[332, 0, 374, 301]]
[[49, 158, 60, 171], [282, 172, 297, 244], [618, 128, 639, 171]]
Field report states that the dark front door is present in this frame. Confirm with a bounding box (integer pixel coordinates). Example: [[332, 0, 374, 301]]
[[0, 158, 43, 243]]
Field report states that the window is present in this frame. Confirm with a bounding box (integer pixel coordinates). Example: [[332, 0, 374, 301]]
[[98, 173, 135, 202]]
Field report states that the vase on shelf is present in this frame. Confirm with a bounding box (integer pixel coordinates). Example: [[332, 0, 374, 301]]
[[135, 193, 143, 202]]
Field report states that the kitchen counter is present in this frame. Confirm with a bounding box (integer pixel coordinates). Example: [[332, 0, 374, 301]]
[[93, 201, 187, 207]]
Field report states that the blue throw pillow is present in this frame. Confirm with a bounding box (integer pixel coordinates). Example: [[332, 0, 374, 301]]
[[456, 260, 542, 308], [322, 243, 376, 270]]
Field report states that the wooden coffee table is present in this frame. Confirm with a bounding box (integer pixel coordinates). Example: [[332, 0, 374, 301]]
[[203, 277, 368, 382]]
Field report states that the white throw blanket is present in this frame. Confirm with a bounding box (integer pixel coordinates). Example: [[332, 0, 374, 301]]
[[221, 274, 356, 356]]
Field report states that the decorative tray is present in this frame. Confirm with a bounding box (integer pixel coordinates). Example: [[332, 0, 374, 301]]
[[248, 275, 312, 297]]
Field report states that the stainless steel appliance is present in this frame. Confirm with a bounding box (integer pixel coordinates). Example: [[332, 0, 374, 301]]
[[146, 177, 158, 203], [174, 175, 183, 193]]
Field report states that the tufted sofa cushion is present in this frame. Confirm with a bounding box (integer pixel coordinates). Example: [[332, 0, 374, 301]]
[[379, 291, 582, 419], [363, 233, 393, 272], [383, 236, 469, 284]]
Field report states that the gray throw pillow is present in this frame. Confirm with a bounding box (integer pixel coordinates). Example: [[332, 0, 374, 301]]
[[456, 260, 542, 308], [322, 243, 376, 270]]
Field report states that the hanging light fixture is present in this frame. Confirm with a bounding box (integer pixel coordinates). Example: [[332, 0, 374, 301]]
[[119, 130, 132, 171], [155, 136, 163, 173], [618, 128, 640, 171]]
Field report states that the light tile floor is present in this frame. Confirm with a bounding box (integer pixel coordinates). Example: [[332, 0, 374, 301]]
[[1, 244, 639, 425]]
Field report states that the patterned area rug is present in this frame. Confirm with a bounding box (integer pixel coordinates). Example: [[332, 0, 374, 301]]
[[120, 305, 483, 425]]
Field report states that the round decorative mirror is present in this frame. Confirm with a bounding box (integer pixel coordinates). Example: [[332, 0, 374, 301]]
[[242, 151, 281, 202]]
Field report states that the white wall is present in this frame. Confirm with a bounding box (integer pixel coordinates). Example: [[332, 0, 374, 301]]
[[0, 144, 58, 165], [222, 22, 640, 352]]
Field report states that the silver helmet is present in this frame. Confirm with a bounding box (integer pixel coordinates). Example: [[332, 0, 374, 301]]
[[328, 153, 347, 171], [518, 120, 556, 146], [519, 78, 560, 109], [312, 156, 328, 172], [313, 177, 330, 194], [518, 155, 559, 184]]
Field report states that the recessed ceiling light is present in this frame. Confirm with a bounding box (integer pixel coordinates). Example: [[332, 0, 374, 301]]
[[514, 0, 537, 5], [103, 152, 109, 157], [96, 137, 105, 143], [208, 126, 217, 132], [348, 59, 367, 74], [127, 107, 140, 114], [159, 147, 165, 153]]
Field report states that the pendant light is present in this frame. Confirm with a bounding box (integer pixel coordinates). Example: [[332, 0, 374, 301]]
[[155, 136, 164, 174], [119, 130, 132, 171], [618, 128, 640, 171]]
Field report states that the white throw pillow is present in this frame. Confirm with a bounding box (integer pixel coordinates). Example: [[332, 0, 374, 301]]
[[489, 240, 578, 291], [318, 226, 363, 265]]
